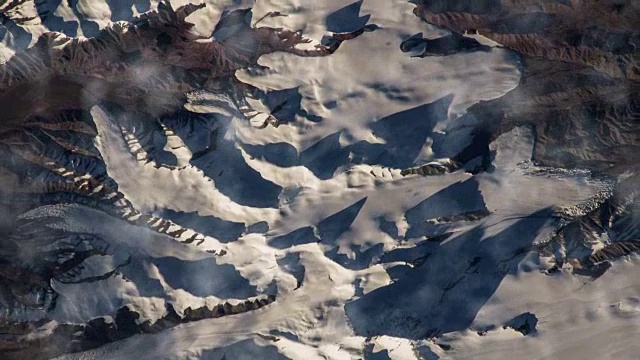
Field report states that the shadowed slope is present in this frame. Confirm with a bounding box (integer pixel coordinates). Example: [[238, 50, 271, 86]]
[[346, 209, 553, 338]]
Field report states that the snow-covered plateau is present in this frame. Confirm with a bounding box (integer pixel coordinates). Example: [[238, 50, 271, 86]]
[[0, 1, 638, 359]]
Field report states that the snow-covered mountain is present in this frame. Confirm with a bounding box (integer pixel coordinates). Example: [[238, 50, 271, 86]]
[[0, 1, 638, 359]]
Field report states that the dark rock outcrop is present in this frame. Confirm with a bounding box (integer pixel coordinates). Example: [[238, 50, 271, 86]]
[[503, 312, 538, 336], [0, 295, 276, 360]]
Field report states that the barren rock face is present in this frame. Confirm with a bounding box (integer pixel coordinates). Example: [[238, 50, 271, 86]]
[[414, 0, 639, 79], [412, 0, 639, 174], [0, 1, 638, 359]]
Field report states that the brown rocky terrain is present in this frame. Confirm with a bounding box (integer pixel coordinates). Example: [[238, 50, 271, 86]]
[[410, 0, 638, 175]]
